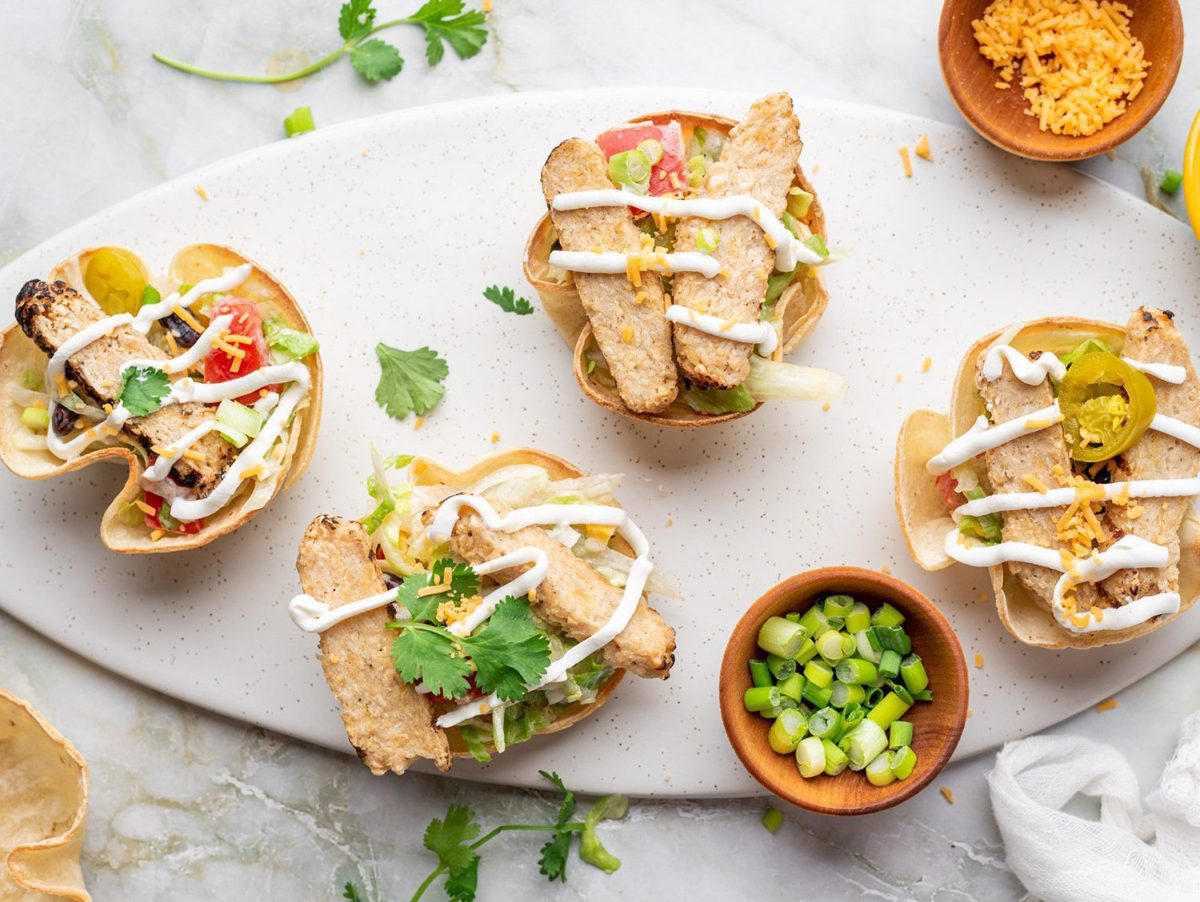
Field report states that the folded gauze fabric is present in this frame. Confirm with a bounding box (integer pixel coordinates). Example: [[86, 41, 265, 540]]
[[987, 710, 1200, 902]]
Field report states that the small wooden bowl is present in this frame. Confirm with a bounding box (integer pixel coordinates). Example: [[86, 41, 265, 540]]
[[938, 0, 1183, 161], [718, 567, 969, 815]]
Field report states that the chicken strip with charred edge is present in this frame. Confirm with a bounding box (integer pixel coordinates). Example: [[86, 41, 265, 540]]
[[450, 509, 676, 679], [541, 139, 678, 414], [671, 92, 803, 390], [976, 351, 1109, 612], [297, 515, 451, 775], [15, 279, 236, 496], [1100, 308, 1200, 606]]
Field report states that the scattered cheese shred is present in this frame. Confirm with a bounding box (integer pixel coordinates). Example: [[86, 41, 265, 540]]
[[914, 134, 932, 161], [418, 583, 454, 598], [922, 357, 933, 373], [134, 500, 155, 516], [490, 431, 500, 444], [941, 786, 955, 804], [1022, 474, 1050, 494], [482, 0, 493, 11], [898, 145, 913, 177], [150, 529, 165, 541], [1096, 698, 1118, 712], [973, 0, 1149, 137], [194, 185, 209, 201], [413, 417, 425, 430], [974, 653, 984, 669]]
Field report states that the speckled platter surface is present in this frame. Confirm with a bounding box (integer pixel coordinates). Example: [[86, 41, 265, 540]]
[[2, 89, 1199, 797]]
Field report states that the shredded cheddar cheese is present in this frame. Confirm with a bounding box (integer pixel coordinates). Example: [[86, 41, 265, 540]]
[[1022, 474, 1050, 494], [898, 145, 913, 177], [940, 787, 955, 804], [914, 134, 932, 161], [1096, 698, 1118, 712], [172, 304, 205, 333]]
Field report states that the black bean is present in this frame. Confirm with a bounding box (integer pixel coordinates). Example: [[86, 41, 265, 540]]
[[162, 312, 201, 348], [52, 404, 79, 436]]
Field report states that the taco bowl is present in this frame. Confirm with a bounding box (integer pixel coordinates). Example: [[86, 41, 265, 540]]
[[292, 448, 677, 774], [896, 311, 1200, 648], [524, 92, 845, 427], [0, 243, 322, 553]]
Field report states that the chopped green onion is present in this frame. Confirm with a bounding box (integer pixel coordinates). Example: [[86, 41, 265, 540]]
[[744, 686, 782, 713], [872, 602, 906, 627], [801, 233, 829, 259], [1160, 169, 1183, 196], [792, 637, 818, 665], [804, 659, 834, 689], [801, 681, 833, 709], [835, 658, 878, 686], [687, 154, 707, 187], [696, 227, 721, 254], [913, 689, 933, 702], [636, 138, 664, 166], [854, 629, 882, 664], [786, 186, 814, 219], [768, 709, 809, 754], [900, 654, 929, 695], [890, 745, 917, 780], [865, 686, 885, 708], [748, 659, 773, 688], [761, 806, 784, 834], [823, 594, 855, 618], [20, 407, 49, 430], [760, 705, 785, 720], [873, 625, 912, 656], [822, 739, 849, 776], [887, 682, 915, 706], [795, 736, 826, 778], [879, 649, 902, 680], [866, 692, 911, 730], [777, 672, 806, 702], [758, 616, 807, 658], [839, 719, 888, 771], [830, 681, 866, 709], [865, 752, 895, 787], [798, 605, 832, 638], [826, 616, 845, 632], [840, 633, 857, 658], [784, 612, 802, 623], [842, 705, 865, 730], [889, 720, 913, 750], [608, 149, 651, 193], [283, 106, 316, 138], [808, 707, 843, 741], [843, 602, 870, 633], [815, 630, 847, 663], [766, 653, 797, 681]]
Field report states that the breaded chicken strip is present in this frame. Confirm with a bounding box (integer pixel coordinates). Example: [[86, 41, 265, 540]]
[[15, 279, 235, 496], [296, 515, 450, 776], [977, 351, 1107, 612], [541, 138, 678, 414], [672, 92, 802, 389], [1101, 308, 1200, 605], [450, 510, 676, 679]]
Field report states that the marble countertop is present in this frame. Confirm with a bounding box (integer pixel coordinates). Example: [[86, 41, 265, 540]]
[[2, 2, 1198, 899]]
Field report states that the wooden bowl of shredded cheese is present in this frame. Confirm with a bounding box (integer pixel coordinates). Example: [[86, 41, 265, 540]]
[[939, 0, 1183, 161]]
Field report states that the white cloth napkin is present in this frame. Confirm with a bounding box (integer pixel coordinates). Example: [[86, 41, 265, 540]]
[[987, 710, 1200, 902]]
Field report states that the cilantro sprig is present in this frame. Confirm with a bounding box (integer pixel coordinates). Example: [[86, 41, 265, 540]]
[[153, 0, 488, 86], [412, 773, 629, 901], [483, 284, 535, 316], [375, 343, 448, 420], [118, 365, 171, 417]]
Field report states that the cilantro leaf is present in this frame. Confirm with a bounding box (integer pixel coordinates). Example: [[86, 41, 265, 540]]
[[395, 559, 480, 623], [338, 0, 376, 41], [374, 343, 448, 419], [119, 365, 171, 417], [483, 284, 535, 316], [390, 626, 472, 698], [410, 0, 489, 65], [341, 882, 364, 902], [442, 855, 478, 902], [424, 804, 480, 875], [459, 597, 550, 701], [537, 771, 576, 882], [263, 316, 319, 360], [350, 39, 404, 82]]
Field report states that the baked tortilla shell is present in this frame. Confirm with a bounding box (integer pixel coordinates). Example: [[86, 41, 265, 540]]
[[895, 316, 1197, 648], [0, 690, 90, 902], [0, 243, 323, 554], [523, 109, 829, 428], [298, 448, 629, 774]]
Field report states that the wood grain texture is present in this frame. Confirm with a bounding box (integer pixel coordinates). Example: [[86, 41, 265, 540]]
[[938, 0, 1183, 161], [718, 567, 969, 816]]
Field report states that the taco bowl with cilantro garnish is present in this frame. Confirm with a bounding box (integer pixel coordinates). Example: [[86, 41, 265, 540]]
[[291, 447, 678, 773], [524, 91, 846, 427], [896, 310, 1200, 649], [0, 243, 323, 553]]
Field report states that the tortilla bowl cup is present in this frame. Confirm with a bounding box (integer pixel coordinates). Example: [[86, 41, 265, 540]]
[[523, 109, 829, 428], [0, 689, 90, 902], [895, 316, 1198, 649], [0, 243, 323, 554]]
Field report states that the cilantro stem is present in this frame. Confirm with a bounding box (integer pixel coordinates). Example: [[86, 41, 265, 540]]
[[153, 15, 421, 84], [410, 823, 586, 902]]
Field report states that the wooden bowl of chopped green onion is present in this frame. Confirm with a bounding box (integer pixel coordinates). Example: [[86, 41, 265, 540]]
[[718, 567, 968, 815]]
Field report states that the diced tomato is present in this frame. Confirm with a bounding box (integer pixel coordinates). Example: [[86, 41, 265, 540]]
[[935, 472, 963, 511], [142, 490, 203, 535], [596, 121, 688, 196], [203, 298, 278, 404], [431, 673, 485, 705]]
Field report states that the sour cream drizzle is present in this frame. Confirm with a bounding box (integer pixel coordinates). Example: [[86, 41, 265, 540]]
[[547, 249, 722, 279], [932, 343, 1199, 633], [551, 189, 824, 272], [664, 305, 778, 357], [41, 264, 311, 523]]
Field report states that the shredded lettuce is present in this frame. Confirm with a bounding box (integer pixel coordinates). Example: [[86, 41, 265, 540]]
[[743, 356, 848, 403], [1061, 337, 1114, 369], [458, 725, 492, 763], [958, 487, 1002, 545], [683, 385, 756, 415]]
